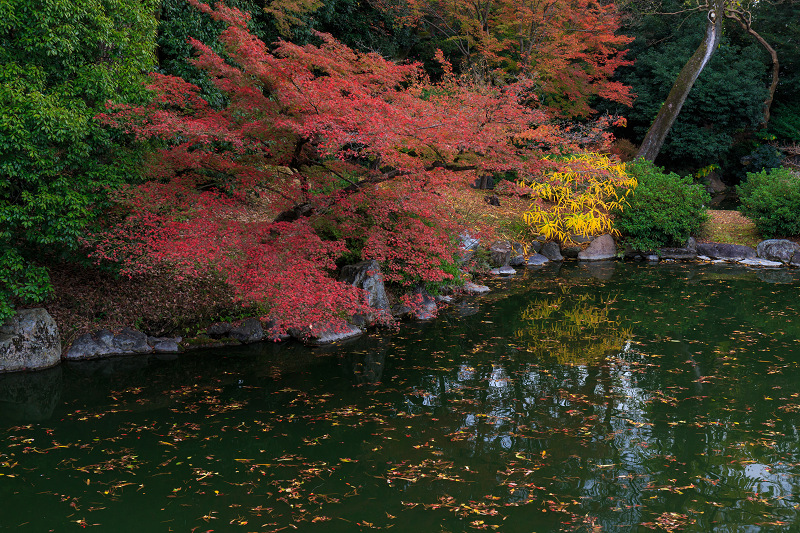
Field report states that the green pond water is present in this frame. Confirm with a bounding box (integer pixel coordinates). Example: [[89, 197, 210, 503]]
[[3, 262, 800, 532]]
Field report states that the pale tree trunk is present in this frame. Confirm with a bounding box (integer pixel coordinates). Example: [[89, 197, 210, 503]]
[[636, 0, 725, 161]]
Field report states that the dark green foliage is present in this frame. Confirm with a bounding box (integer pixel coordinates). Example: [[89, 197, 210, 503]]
[[300, 0, 419, 60], [614, 159, 710, 251], [752, 0, 800, 143], [740, 144, 784, 175], [605, 1, 785, 175], [769, 102, 800, 143], [157, 0, 420, 106], [620, 30, 767, 169], [737, 167, 800, 238], [0, 0, 157, 321], [423, 260, 464, 296], [157, 0, 270, 107]]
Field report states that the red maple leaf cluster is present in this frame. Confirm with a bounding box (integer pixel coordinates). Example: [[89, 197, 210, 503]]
[[90, 0, 608, 332]]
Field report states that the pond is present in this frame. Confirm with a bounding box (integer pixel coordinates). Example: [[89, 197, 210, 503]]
[[2, 262, 800, 532]]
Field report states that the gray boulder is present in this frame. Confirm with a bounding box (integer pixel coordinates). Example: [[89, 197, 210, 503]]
[[561, 245, 581, 259], [757, 239, 800, 264], [292, 321, 364, 346], [229, 318, 264, 344], [509, 242, 526, 266], [0, 309, 61, 373], [697, 242, 756, 261], [489, 266, 516, 276], [622, 245, 644, 261], [526, 253, 550, 266], [66, 329, 117, 360], [739, 258, 783, 267], [702, 171, 727, 194], [339, 260, 391, 327], [528, 241, 543, 254], [540, 241, 563, 261], [792, 252, 800, 268], [658, 247, 697, 261], [114, 328, 152, 353], [462, 282, 490, 295], [148, 336, 182, 353], [458, 232, 480, 264], [207, 322, 233, 338], [509, 255, 526, 267], [578, 234, 617, 261], [567, 234, 595, 245], [659, 237, 697, 260], [65, 327, 152, 361], [489, 241, 512, 267]]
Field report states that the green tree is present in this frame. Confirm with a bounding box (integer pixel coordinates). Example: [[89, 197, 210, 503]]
[[0, 0, 157, 321], [608, 0, 781, 171], [752, 0, 800, 143], [622, 32, 767, 168], [624, 0, 793, 162]]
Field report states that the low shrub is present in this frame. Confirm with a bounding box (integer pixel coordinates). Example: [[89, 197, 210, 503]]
[[614, 159, 709, 251], [737, 167, 800, 237]]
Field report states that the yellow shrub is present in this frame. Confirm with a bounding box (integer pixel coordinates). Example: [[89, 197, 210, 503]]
[[521, 153, 637, 243]]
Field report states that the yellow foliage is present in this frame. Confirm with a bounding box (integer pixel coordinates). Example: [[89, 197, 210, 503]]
[[515, 286, 631, 365], [521, 153, 636, 244]]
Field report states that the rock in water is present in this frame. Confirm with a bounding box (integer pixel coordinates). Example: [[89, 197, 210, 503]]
[[339, 260, 390, 326], [526, 253, 550, 266], [578, 234, 617, 261], [462, 282, 490, 294], [489, 266, 516, 276], [0, 309, 61, 373], [66, 328, 153, 360], [291, 321, 364, 346], [697, 242, 756, 261], [229, 318, 265, 344], [540, 241, 563, 261], [739, 258, 783, 267], [757, 239, 800, 264], [489, 241, 512, 267]]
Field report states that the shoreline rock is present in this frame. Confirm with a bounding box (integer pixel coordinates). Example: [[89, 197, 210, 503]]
[[0, 309, 61, 373], [8, 233, 800, 374]]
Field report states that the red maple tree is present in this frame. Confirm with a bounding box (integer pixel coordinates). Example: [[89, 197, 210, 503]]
[[92, 0, 602, 333], [375, 0, 634, 118]]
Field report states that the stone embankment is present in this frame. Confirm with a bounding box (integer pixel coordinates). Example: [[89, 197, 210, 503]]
[[3, 235, 799, 373]]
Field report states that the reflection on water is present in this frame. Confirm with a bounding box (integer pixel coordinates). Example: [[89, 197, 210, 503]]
[[515, 283, 632, 365], [2, 263, 800, 531]]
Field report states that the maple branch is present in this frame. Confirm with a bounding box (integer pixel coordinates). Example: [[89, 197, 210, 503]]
[[271, 160, 479, 223], [322, 163, 361, 188]]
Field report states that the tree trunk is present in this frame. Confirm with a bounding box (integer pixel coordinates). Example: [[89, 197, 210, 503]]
[[636, 2, 724, 161], [729, 13, 779, 128]]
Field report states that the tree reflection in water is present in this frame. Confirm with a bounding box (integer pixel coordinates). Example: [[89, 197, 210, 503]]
[[2, 264, 800, 531]]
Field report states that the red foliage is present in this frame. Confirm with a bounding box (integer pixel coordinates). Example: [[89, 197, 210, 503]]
[[376, 0, 634, 117], [93, 0, 601, 333]]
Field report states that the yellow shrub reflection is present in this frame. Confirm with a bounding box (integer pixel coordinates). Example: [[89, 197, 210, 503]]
[[515, 286, 631, 365]]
